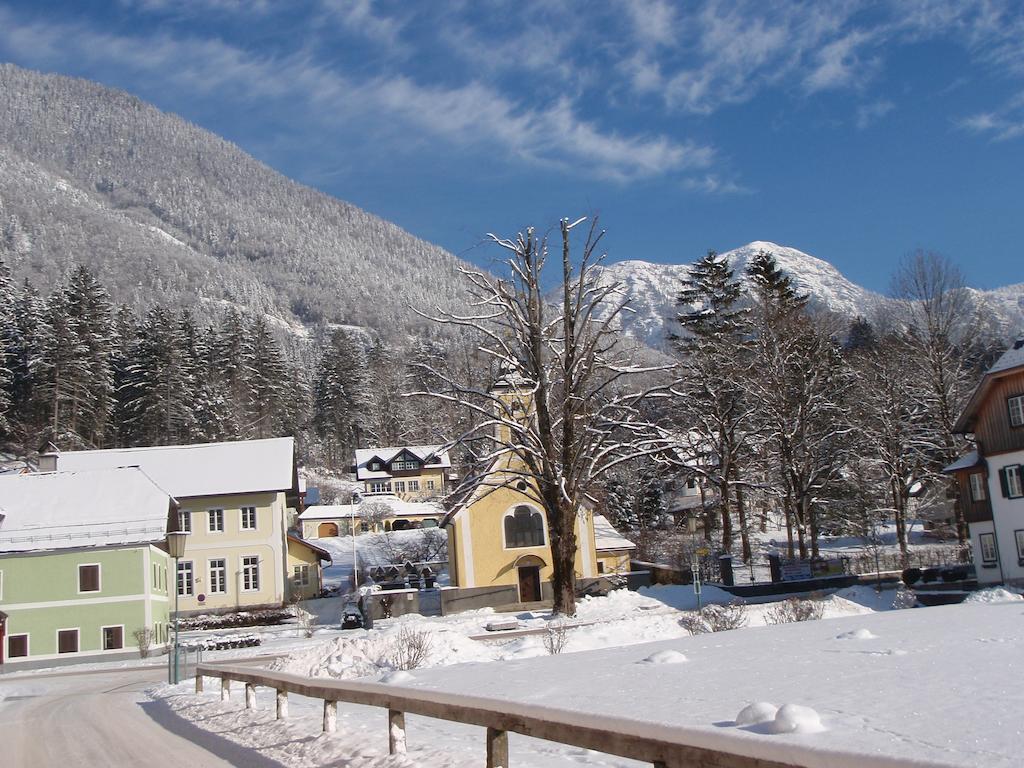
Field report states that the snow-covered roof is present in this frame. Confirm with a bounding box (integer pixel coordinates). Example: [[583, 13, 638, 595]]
[[942, 450, 983, 474], [989, 338, 1024, 375], [299, 497, 444, 521], [53, 437, 296, 499], [0, 468, 174, 553], [354, 445, 451, 480], [592, 514, 636, 552], [954, 338, 1024, 433]]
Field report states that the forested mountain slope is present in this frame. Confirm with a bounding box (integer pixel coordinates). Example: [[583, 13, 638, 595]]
[[0, 63, 468, 335]]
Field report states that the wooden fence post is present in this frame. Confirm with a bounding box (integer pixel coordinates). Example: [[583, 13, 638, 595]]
[[245, 683, 257, 710], [276, 689, 288, 719], [220, 678, 230, 702], [323, 700, 337, 733], [487, 727, 508, 768], [388, 710, 406, 755], [195, 674, 204, 694]]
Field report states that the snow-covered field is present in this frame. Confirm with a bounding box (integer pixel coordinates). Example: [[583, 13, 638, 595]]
[[148, 585, 1024, 767]]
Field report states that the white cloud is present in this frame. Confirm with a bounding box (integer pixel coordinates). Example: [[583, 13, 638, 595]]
[[804, 30, 879, 93], [683, 174, 752, 195], [856, 99, 895, 129], [619, 0, 678, 47]]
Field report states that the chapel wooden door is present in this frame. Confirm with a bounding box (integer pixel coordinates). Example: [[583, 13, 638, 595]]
[[517, 566, 541, 603]]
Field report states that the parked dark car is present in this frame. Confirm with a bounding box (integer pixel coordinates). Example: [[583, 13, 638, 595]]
[[341, 606, 363, 630]]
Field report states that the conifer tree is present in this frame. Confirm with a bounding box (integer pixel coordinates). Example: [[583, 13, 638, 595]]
[[313, 328, 370, 467], [0, 256, 16, 436], [246, 316, 290, 439]]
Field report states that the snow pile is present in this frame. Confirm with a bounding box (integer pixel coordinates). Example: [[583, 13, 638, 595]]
[[640, 649, 688, 664], [768, 704, 826, 734], [273, 621, 494, 679], [734, 701, 777, 726], [964, 587, 1023, 604], [835, 628, 878, 640], [636, 583, 737, 610]]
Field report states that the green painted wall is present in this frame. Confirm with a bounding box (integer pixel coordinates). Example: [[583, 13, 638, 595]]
[[1, 544, 170, 661]]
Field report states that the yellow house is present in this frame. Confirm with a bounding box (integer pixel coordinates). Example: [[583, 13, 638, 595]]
[[592, 514, 636, 575], [298, 498, 444, 538], [43, 438, 298, 616], [441, 376, 598, 607], [354, 445, 453, 500], [286, 535, 331, 601]]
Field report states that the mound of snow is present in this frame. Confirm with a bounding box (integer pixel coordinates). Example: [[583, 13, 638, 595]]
[[637, 583, 736, 611], [965, 587, 1023, 604], [767, 703, 826, 734], [836, 628, 878, 640], [380, 670, 414, 685], [735, 702, 777, 726], [272, 621, 495, 679], [640, 649, 688, 664]]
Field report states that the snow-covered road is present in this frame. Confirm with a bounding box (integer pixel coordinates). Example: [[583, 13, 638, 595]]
[[0, 666, 277, 767]]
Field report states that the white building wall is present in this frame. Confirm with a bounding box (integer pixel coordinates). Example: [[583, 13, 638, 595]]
[[985, 448, 1024, 585]]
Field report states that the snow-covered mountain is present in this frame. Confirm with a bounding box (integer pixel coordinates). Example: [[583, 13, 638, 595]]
[[596, 241, 1023, 348]]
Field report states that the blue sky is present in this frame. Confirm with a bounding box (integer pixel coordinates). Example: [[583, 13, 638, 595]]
[[1, 1, 1023, 292]]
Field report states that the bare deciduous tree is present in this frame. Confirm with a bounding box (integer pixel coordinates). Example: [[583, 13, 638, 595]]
[[414, 217, 665, 616]]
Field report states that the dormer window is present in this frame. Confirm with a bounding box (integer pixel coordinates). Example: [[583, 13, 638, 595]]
[[1009, 394, 1024, 428], [392, 459, 420, 471], [370, 461, 382, 471]]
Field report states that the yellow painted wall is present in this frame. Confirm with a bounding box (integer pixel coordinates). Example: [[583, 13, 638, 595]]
[[363, 466, 449, 498], [448, 463, 598, 593], [175, 491, 287, 612], [301, 510, 442, 539], [597, 550, 632, 574], [286, 539, 323, 601]]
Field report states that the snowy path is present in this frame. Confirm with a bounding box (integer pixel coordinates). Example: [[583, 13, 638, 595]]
[[0, 665, 280, 767]]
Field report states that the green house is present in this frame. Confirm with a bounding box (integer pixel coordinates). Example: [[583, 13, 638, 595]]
[[0, 467, 177, 668]]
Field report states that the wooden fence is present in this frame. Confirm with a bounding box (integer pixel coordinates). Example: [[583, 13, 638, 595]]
[[195, 662, 807, 768]]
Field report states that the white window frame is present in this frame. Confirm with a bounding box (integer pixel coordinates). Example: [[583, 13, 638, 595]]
[[240, 506, 257, 531], [177, 560, 194, 597], [394, 480, 406, 493], [178, 510, 192, 533], [1015, 529, 1024, 564], [77, 563, 101, 594], [426, 479, 435, 491], [1008, 394, 1024, 428], [208, 508, 225, 533], [293, 565, 310, 586], [370, 461, 382, 471], [7, 633, 29, 659], [1006, 465, 1024, 499], [208, 558, 227, 594], [408, 480, 420, 492], [979, 532, 998, 564], [369, 481, 391, 494], [969, 473, 987, 502], [101, 624, 125, 651], [392, 460, 420, 471], [56, 627, 80, 655], [241, 555, 261, 592]]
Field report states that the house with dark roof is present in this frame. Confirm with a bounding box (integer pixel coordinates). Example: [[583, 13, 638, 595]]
[[353, 445, 453, 500], [945, 338, 1024, 584]]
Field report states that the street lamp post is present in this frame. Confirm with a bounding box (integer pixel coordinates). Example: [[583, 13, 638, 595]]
[[166, 530, 189, 684]]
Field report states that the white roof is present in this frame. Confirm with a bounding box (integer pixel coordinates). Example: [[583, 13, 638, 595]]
[[0, 468, 173, 552], [299, 497, 444, 521], [943, 450, 982, 473], [354, 445, 451, 480], [989, 338, 1024, 375], [54, 437, 295, 499], [592, 514, 636, 552]]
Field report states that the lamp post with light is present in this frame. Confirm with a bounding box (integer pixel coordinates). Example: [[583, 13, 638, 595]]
[[166, 529, 189, 684]]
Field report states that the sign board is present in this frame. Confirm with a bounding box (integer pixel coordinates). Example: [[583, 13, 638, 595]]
[[779, 562, 812, 582]]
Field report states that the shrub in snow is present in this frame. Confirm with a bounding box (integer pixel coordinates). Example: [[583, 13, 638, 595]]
[[902, 567, 922, 586], [543, 620, 570, 655], [640, 649, 688, 664], [679, 600, 748, 635], [390, 625, 433, 670], [892, 584, 918, 609], [735, 702, 777, 726], [133, 627, 153, 658], [763, 597, 824, 625], [178, 609, 291, 631]]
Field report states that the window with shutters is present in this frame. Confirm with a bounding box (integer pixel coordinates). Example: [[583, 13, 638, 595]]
[[102, 626, 124, 650], [1008, 394, 1024, 428], [979, 532, 997, 564], [209, 559, 227, 593], [57, 629, 79, 654], [503, 505, 546, 548], [1002, 465, 1023, 498], [78, 564, 100, 593]]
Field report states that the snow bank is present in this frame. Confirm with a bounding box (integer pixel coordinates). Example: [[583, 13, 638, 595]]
[[640, 649, 688, 664], [835, 628, 878, 640], [766, 703, 825, 734], [964, 587, 1023, 604]]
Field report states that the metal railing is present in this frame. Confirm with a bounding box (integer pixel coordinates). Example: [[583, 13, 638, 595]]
[[192, 663, 920, 768]]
